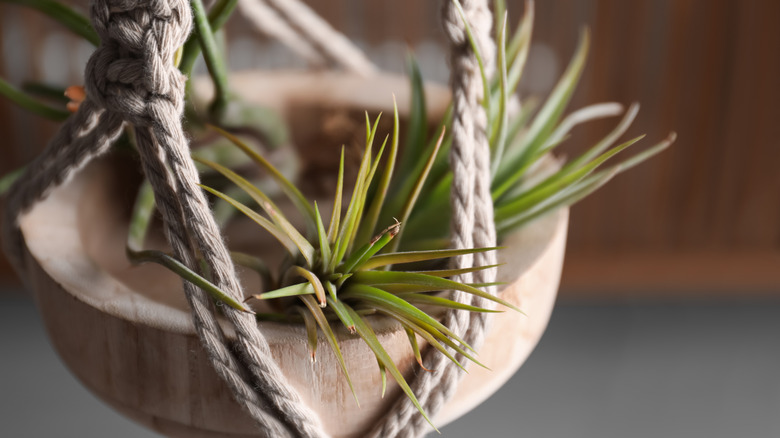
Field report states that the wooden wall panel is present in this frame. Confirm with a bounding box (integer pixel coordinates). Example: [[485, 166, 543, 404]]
[[1, 0, 778, 295]]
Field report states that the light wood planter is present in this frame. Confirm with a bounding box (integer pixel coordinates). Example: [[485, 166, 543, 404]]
[[18, 71, 568, 438]]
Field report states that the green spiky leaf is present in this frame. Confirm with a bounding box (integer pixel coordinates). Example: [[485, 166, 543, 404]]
[[299, 295, 359, 406], [348, 271, 520, 312], [208, 124, 316, 231], [359, 247, 500, 271], [343, 304, 434, 429], [127, 249, 252, 313]]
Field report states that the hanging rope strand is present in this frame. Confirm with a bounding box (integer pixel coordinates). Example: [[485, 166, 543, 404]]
[[465, 0, 499, 352], [150, 119, 326, 438], [88, 0, 328, 435], [3, 0, 328, 435], [367, 1, 498, 437], [1, 102, 124, 280], [3, 0, 500, 436], [133, 128, 292, 437]]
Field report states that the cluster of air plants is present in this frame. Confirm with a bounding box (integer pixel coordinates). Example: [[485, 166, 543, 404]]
[[0, 0, 675, 426]]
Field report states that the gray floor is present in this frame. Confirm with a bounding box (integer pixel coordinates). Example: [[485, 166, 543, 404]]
[[1, 291, 779, 438]]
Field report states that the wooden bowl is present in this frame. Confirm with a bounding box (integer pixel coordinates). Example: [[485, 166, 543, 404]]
[[17, 71, 568, 437]]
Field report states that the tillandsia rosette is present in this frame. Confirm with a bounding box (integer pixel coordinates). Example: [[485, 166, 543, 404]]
[[128, 106, 516, 426], [0, 0, 676, 425]]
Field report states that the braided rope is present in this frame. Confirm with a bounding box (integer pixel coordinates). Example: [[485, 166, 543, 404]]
[[463, 0, 499, 353], [86, 1, 328, 436], [2, 101, 124, 279], [366, 1, 497, 437], [132, 127, 291, 437], [3, 1, 498, 436], [3, 0, 327, 436]]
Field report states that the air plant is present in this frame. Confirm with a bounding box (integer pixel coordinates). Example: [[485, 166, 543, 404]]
[[0, 0, 677, 427], [127, 106, 516, 428]]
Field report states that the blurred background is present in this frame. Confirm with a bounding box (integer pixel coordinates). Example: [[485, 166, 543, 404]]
[[1, 0, 779, 437]]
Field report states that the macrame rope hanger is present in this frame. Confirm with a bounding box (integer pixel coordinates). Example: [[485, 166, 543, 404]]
[[1, 0, 498, 437]]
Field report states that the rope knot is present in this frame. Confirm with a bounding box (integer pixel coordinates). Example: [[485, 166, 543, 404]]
[[85, 0, 192, 126]]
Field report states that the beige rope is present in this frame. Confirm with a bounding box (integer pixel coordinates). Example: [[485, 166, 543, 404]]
[[86, 1, 330, 436], [3, 0, 327, 436], [366, 1, 498, 437], [1, 101, 124, 279], [2, 1, 498, 437]]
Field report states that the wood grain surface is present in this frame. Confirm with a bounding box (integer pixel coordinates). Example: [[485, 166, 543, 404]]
[[19, 155, 566, 436]]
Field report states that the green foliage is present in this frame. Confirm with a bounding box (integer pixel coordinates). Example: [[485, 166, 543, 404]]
[[0, 77, 70, 121], [127, 109, 509, 426], [381, 0, 675, 249], [0, 167, 25, 195], [125, 249, 253, 313], [3, 0, 99, 45], [119, 3, 673, 422], [205, 112, 514, 425], [2, 0, 675, 426], [189, 0, 230, 118]]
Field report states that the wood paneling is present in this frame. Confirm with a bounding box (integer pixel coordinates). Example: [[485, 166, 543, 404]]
[[1, 0, 778, 294]]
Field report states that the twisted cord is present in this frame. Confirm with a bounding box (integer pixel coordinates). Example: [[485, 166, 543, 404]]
[[1, 101, 124, 279], [3, 0, 327, 435], [464, 0, 498, 347], [3, 0, 498, 436], [87, 0, 327, 435], [151, 117, 326, 438], [366, 1, 497, 437], [133, 128, 291, 437]]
